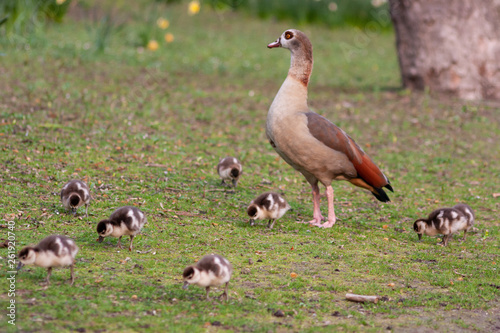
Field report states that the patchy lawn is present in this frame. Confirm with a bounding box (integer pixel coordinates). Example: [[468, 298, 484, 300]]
[[0, 1, 499, 332]]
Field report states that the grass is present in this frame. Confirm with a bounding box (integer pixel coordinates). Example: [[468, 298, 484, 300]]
[[1, 2, 499, 332]]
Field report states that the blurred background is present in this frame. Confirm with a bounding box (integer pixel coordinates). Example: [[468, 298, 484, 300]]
[[0, 0, 397, 90]]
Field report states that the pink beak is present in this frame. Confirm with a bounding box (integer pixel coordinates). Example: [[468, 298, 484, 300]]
[[267, 38, 281, 48]]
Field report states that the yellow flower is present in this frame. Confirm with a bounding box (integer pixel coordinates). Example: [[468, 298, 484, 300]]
[[188, 1, 200, 15], [147, 40, 159, 51], [156, 18, 170, 30], [56, 0, 66, 4], [165, 33, 174, 43]]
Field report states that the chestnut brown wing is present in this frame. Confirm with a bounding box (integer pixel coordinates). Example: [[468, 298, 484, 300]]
[[305, 112, 391, 190]]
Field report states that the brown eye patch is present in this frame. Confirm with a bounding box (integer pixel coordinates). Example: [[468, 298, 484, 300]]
[[284, 31, 293, 40]]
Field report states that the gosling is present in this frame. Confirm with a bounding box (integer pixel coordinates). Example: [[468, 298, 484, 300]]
[[217, 157, 242, 187], [413, 203, 475, 246], [96, 206, 147, 251], [61, 179, 91, 217], [17, 235, 79, 285], [182, 254, 233, 301], [247, 192, 291, 229]]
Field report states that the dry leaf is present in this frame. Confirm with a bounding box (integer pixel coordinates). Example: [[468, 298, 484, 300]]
[[131, 295, 138, 300], [387, 283, 395, 287], [290, 272, 298, 278], [382, 225, 388, 229], [493, 193, 500, 198]]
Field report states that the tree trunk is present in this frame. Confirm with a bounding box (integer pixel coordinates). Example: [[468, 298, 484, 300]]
[[389, 0, 500, 100]]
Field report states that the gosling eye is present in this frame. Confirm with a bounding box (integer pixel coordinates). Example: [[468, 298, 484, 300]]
[[284, 31, 293, 40]]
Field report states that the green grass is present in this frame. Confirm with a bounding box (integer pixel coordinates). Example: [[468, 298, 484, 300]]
[[1, 2, 499, 332]]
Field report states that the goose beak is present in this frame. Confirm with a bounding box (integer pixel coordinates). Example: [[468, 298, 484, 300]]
[[182, 281, 190, 290], [97, 236, 104, 243], [418, 234, 422, 241], [267, 38, 281, 48], [249, 219, 255, 226], [232, 179, 238, 187], [17, 261, 24, 271], [71, 207, 77, 215]]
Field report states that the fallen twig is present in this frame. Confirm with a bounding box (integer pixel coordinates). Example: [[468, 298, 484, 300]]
[[145, 163, 170, 168], [346, 293, 380, 303]]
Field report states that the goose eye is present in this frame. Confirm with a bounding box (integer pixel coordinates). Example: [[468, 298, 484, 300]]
[[285, 32, 293, 40]]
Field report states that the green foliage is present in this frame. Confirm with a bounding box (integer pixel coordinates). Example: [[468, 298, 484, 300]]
[[0, 0, 71, 37], [204, 0, 391, 29]]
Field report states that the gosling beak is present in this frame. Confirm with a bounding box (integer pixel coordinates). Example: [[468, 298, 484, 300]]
[[97, 236, 104, 243], [267, 38, 281, 48], [182, 281, 190, 290], [232, 179, 238, 188], [71, 207, 77, 215], [418, 234, 422, 241], [17, 261, 24, 271], [249, 219, 255, 226]]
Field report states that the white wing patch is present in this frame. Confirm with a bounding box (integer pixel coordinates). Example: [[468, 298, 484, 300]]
[[465, 208, 474, 221], [75, 181, 84, 192], [127, 210, 139, 229], [54, 237, 64, 256], [267, 194, 275, 209]]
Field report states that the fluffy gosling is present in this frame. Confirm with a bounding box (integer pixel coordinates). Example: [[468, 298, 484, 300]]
[[247, 192, 291, 229], [413, 203, 475, 246], [182, 254, 233, 301], [61, 179, 91, 217], [17, 235, 79, 285], [96, 206, 147, 251], [217, 157, 242, 187]]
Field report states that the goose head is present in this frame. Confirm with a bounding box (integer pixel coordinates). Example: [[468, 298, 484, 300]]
[[268, 29, 313, 86], [413, 219, 428, 240], [247, 204, 264, 226], [182, 266, 200, 289], [268, 29, 312, 54], [96, 220, 113, 242], [69, 194, 81, 214], [17, 247, 36, 269]]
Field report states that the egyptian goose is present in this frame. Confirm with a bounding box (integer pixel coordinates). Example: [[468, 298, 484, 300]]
[[17, 235, 79, 285], [182, 254, 233, 301], [61, 179, 91, 217], [414, 203, 475, 246], [217, 157, 242, 187], [247, 192, 291, 229], [266, 29, 393, 228], [96, 206, 147, 251]]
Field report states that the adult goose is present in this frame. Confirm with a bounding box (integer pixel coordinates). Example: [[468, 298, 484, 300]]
[[266, 29, 393, 228]]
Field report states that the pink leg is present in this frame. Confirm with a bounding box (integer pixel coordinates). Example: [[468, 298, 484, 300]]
[[305, 183, 324, 225], [319, 185, 336, 228]]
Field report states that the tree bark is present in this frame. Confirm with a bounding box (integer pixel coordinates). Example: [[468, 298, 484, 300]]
[[389, 0, 500, 100]]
